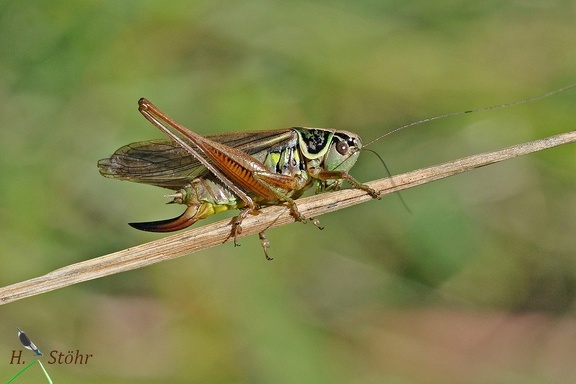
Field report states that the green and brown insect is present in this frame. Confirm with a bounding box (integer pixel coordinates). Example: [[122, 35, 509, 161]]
[[98, 98, 378, 259], [98, 85, 576, 259]]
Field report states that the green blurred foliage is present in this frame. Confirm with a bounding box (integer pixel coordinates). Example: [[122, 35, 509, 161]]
[[1, 1, 576, 383]]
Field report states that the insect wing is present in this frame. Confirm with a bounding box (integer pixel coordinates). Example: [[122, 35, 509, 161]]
[[98, 129, 295, 190], [98, 139, 202, 189]]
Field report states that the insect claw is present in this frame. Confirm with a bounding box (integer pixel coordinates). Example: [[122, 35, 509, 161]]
[[369, 188, 381, 199], [287, 203, 306, 223], [310, 217, 324, 230], [229, 218, 243, 247], [259, 232, 273, 260], [359, 184, 380, 199], [233, 224, 243, 247]]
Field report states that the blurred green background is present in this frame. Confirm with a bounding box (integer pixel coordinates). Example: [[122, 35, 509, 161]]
[[1, 1, 576, 382]]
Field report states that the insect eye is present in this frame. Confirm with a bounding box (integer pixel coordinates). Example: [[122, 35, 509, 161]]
[[336, 140, 349, 155]]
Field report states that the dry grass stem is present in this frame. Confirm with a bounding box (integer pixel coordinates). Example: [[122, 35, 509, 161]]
[[0, 130, 574, 305]]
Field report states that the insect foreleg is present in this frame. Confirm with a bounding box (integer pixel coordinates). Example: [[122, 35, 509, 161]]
[[314, 169, 379, 198]]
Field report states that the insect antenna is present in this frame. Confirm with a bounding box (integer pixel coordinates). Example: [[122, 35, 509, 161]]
[[363, 82, 576, 148], [363, 148, 412, 214], [357, 82, 576, 214]]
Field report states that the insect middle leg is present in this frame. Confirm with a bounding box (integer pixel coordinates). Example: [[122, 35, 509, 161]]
[[251, 171, 314, 226]]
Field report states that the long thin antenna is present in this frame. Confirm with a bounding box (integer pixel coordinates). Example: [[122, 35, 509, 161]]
[[363, 82, 576, 148]]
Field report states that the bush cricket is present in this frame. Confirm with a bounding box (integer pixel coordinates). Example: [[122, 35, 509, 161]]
[[99, 98, 378, 259], [98, 84, 576, 259]]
